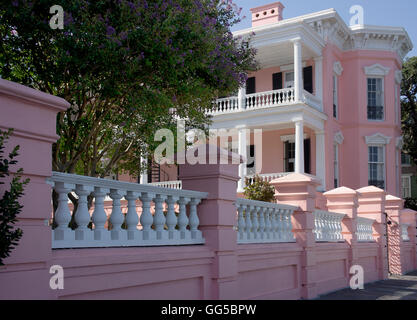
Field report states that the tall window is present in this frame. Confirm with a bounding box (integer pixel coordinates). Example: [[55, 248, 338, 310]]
[[334, 144, 339, 188], [284, 141, 295, 172], [401, 175, 411, 198], [246, 145, 255, 175], [285, 72, 294, 88], [368, 146, 385, 189], [367, 78, 384, 120], [333, 75, 338, 118]]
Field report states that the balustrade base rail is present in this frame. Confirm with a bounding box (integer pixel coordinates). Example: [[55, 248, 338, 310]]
[[48, 172, 207, 249]]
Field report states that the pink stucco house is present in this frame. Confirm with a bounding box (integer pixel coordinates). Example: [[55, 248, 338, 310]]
[[146, 2, 413, 198]]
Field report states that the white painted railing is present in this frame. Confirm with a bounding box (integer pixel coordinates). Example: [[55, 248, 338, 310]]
[[356, 217, 375, 242], [401, 224, 410, 242], [246, 172, 290, 185], [303, 90, 322, 111], [209, 96, 239, 114], [245, 88, 295, 110], [235, 198, 297, 244], [148, 180, 182, 190], [313, 210, 345, 242], [47, 172, 207, 249]]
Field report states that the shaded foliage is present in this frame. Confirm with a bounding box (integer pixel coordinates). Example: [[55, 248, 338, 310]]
[[0, 129, 29, 265], [243, 175, 275, 203]]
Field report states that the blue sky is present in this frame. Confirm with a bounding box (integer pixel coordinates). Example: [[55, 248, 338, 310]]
[[232, 0, 417, 58]]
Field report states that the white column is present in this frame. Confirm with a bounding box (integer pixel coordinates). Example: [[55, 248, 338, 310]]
[[140, 151, 148, 184], [314, 57, 323, 106], [294, 120, 304, 174], [238, 127, 247, 192], [315, 131, 326, 190], [293, 39, 303, 102], [238, 85, 246, 110]]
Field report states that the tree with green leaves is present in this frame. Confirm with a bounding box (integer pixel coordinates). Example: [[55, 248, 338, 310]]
[[0, 0, 257, 184], [0, 129, 30, 265], [401, 56, 417, 163], [243, 176, 275, 203]]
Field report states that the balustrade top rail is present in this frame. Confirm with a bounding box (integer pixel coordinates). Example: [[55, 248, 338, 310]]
[[47, 171, 207, 249], [235, 198, 298, 244]]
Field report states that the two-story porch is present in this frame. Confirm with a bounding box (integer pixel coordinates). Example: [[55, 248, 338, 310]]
[[208, 15, 328, 192]]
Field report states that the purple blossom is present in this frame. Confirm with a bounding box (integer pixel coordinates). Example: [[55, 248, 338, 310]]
[[106, 25, 116, 36]]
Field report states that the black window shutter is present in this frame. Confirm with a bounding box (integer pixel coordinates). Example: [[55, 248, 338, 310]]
[[247, 145, 255, 169], [303, 66, 313, 94], [304, 139, 311, 174], [272, 72, 283, 90], [246, 77, 256, 95]]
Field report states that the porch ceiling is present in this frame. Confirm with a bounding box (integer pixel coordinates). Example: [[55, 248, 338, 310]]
[[256, 42, 318, 69]]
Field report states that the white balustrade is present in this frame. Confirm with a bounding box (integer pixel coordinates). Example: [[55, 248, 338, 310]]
[[303, 90, 323, 111], [47, 172, 207, 248], [209, 96, 239, 114], [246, 172, 290, 185], [356, 217, 375, 242], [313, 210, 345, 242], [148, 180, 182, 189], [245, 88, 295, 110], [235, 198, 297, 244], [401, 224, 410, 242]]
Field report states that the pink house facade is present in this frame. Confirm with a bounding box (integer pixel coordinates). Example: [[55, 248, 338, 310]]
[[1, 3, 416, 301], [148, 2, 413, 198]]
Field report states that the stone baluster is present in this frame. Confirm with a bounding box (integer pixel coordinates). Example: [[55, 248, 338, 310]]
[[178, 197, 190, 240], [74, 184, 94, 241], [165, 195, 178, 240], [189, 198, 202, 241], [92, 187, 110, 240], [109, 189, 126, 241], [54, 182, 74, 241], [125, 191, 140, 240], [154, 194, 167, 240], [140, 192, 155, 241]]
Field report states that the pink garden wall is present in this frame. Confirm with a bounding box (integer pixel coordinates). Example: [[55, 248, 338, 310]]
[[0, 79, 416, 300]]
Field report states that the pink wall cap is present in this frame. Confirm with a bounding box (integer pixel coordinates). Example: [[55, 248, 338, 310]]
[[356, 186, 386, 195], [0, 78, 70, 111], [174, 143, 243, 164], [385, 195, 402, 202], [324, 187, 358, 196], [270, 172, 320, 185]]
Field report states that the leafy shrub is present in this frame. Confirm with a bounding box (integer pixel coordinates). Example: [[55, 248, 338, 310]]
[[404, 198, 417, 211], [0, 129, 29, 265], [243, 175, 275, 203]]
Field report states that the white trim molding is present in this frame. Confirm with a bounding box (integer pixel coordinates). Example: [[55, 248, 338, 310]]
[[395, 70, 403, 85], [333, 61, 343, 76], [280, 133, 308, 142], [334, 131, 344, 145], [365, 133, 392, 145], [364, 63, 390, 77], [396, 136, 404, 150]]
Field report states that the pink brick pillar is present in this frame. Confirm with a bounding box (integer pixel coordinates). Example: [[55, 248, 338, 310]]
[[385, 195, 405, 275], [324, 187, 360, 270], [179, 144, 241, 300], [356, 186, 388, 280], [271, 173, 320, 300], [0, 79, 69, 299]]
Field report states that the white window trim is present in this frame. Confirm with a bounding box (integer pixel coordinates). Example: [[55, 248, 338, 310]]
[[364, 64, 390, 77], [280, 134, 308, 143], [368, 144, 386, 189], [334, 131, 344, 145], [367, 76, 385, 122], [284, 70, 295, 89], [364, 133, 391, 145], [333, 61, 343, 76]]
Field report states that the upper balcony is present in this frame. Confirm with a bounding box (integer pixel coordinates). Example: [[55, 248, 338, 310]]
[[208, 15, 326, 127]]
